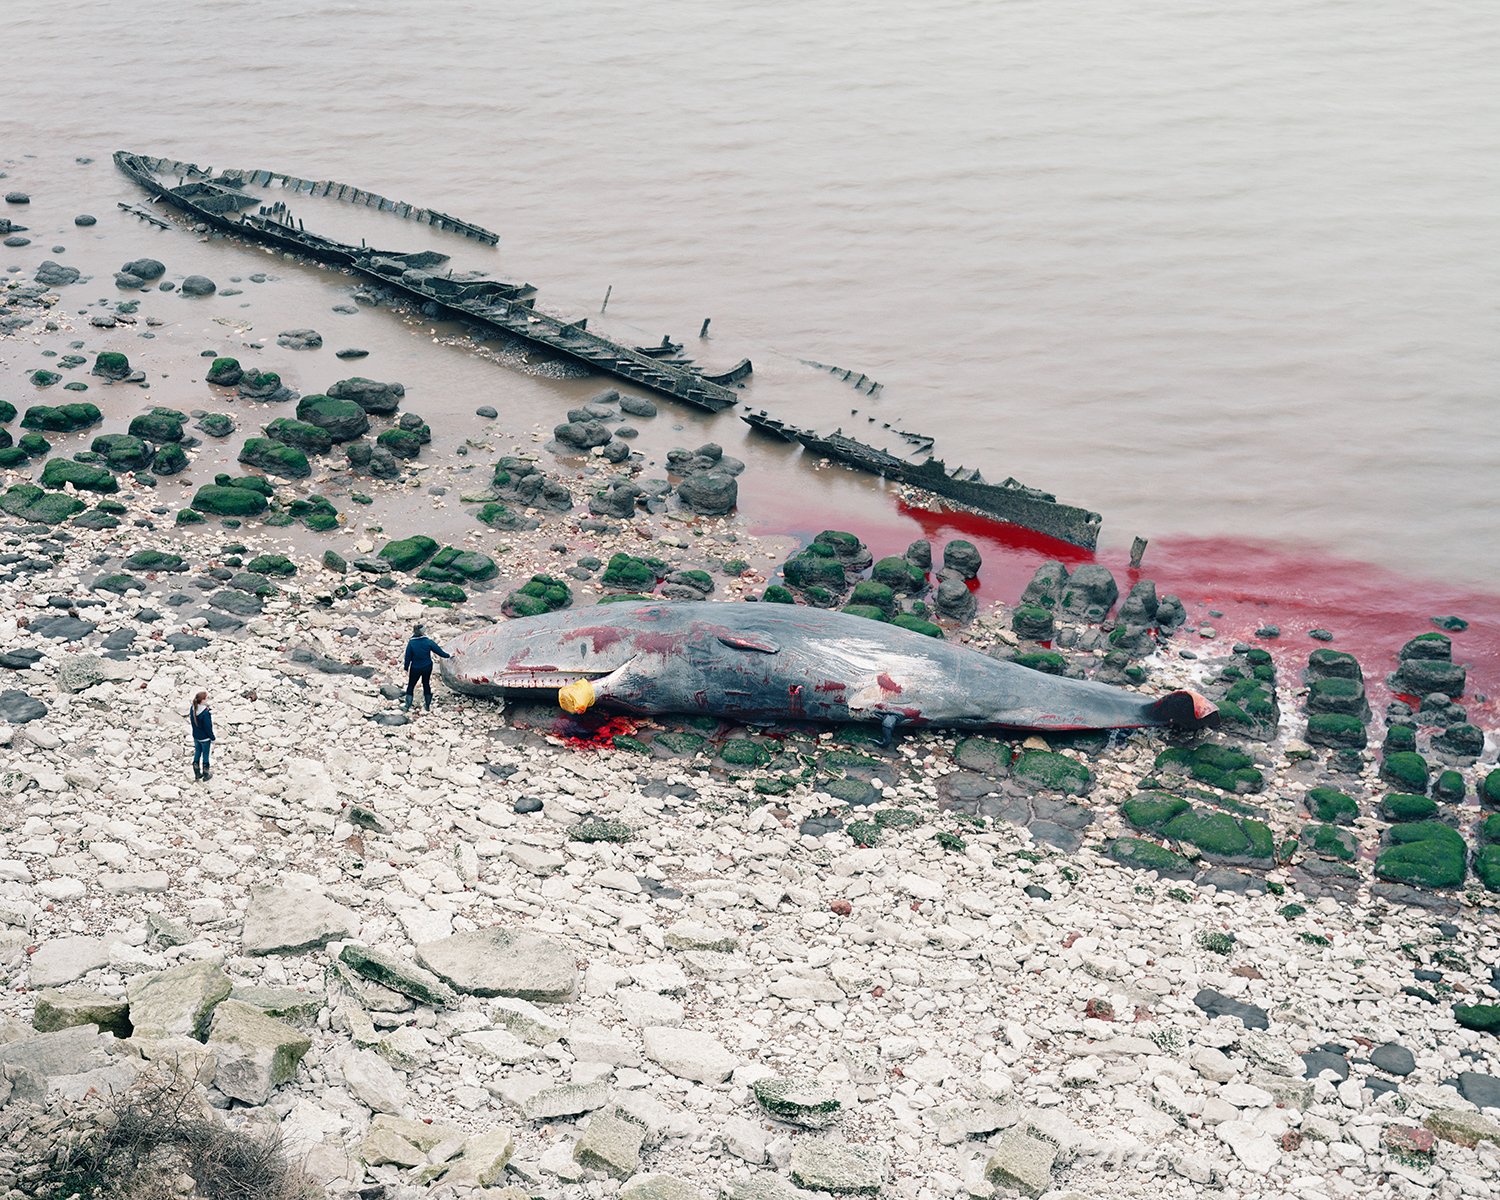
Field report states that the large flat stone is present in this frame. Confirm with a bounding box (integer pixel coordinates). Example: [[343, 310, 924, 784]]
[[642, 1025, 737, 1083], [242, 886, 358, 955], [30, 936, 111, 988], [127, 961, 233, 1041], [789, 1139, 886, 1195], [31, 988, 131, 1037], [339, 942, 455, 1007], [984, 1127, 1056, 1197], [416, 928, 578, 1002], [206, 999, 312, 1104], [573, 1107, 644, 1179]]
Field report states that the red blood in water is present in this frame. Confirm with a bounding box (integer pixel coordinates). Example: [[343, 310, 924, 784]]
[[749, 484, 1500, 724]]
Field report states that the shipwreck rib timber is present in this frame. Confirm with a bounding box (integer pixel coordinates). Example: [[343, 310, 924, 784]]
[[114, 151, 746, 412], [743, 410, 1103, 550]]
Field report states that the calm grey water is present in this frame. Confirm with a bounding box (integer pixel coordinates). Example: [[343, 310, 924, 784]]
[[7, 0, 1500, 585]]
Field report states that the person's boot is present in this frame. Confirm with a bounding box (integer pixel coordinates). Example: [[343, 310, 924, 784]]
[[193, 763, 201, 781], [402, 694, 412, 711], [203, 767, 212, 781]]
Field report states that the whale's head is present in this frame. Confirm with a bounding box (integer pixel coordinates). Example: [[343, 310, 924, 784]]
[[439, 609, 649, 698]]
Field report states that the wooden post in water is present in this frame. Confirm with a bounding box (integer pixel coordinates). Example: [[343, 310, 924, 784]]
[[699, 318, 711, 338], [1130, 537, 1148, 569], [601, 285, 612, 313]]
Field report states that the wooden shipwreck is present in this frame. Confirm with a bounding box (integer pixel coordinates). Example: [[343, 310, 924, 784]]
[[114, 151, 748, 411]]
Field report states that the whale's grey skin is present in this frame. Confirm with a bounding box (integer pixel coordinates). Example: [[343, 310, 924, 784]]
[[439, 601, 1216, 734]]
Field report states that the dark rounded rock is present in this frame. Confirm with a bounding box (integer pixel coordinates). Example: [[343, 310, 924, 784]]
[[942, 539, 982, 580], [554, 419, 612, 450], [74, 214, 97, 226], [1369, 1043, 1416, 1076], [476, 406, 498, 419], [34, 261, 81, 288], [619, 395, 657, 418], [277, 328, 322, 350], [513, 797, 544, 814], [677, 470, 737, 516], [297, 394, 369, 441], [935, 571, 976, 622], [122, 258, 166, 281], [206, 357, 244, 386], [327, 377, 403, 414], [180, 275, 217, 297], [4, 192, 31, 205]]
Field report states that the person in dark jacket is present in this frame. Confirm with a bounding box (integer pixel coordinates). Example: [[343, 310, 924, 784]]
[[403, 624, 451, 711], [189, 690, 215, 780]]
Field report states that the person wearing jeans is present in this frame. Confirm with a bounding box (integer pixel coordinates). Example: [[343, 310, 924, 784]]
[[403, 624, 451, 711], [189, 690, 215, 780]]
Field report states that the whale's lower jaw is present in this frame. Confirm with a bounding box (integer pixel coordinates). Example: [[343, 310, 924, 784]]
[[441, 668, 609, 697]]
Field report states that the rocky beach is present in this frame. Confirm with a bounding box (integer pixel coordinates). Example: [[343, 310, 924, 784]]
[[3, 155, 1500, 1200]]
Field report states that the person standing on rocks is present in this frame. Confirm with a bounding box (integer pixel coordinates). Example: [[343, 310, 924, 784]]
[[189, 690, 215, 781], [403, 624, 451, 712]]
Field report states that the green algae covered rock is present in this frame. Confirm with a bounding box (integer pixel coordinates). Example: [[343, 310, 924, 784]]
[[152, 443, 189, 475], [1011, 650, 1066, 675], [783, 549, 848, 592], [1012, 750, 1091, 795], [503, 574, 571, 617], [206, 356, 244, 386], [720, 739, 772, 768], [1160, 807, 1274, 862], [239, 437, 310, 479], [601, 553, 661, 590], [1105, 837, 1195, 879], [1, 484, 85, 524], [1307, 786, 1359, 824], [762, 585, 796, 605], [1306, 712, 1367, 750], [191, 484, 270, 517], [1121, 792, 1190, 831], [1311, 822, 1356, 861], [296, 394, 369, 441], [379, 535, 439, 572], [265, 417, 333, 455], [22, 402, 102, 432], [872, 555, 926, 594], [1375, 821, 1465, 889], [1380, 751, 1430, 793], [841, 604, 889, 623], [128, 407, 186, 443], [39, 457, 118, 493], [90, 433, 152, 471], [1454, 1005, 1500, 1035], [891, 613, 943, 638]]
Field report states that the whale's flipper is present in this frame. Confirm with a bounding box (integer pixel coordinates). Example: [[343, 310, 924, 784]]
[[1148, 689, 1220, 731]]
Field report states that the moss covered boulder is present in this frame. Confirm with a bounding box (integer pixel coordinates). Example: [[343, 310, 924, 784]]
[[1155, 743, 1264, 793], [502, 574, 572, 617], [1011, 603, 1055, 641], [1160, 807, 1274, 863], [30, 369, 62, 388], [1105, 837, 1196, 879], [0, 447, 30, 468], [1481, 770, 1500, 809], [266, 417, 333, 455], [206, 356, 244, 386], [1380, 751, 1429, 793], [1305, 712, 1367, 750], [1307, 676, 1367, 716], [1306, 786, 1358, 825], [1012, 750, 1091, 795], [1122, 792, 1191, 830], [128, 407, 186, 443], [39, 458, 118, 494], [191, 484, 270, 517], [124, 549, 187, 573], [891, 613, 942, 638], [90, 434, 152, 471], [1477, 818, 1500, 892], [0, 400, 16, 424], [21, 402, 102, 433], [871, 556, 926, 594], [0, 484, 86, 524], [1454, 1005, 1500, 1034], [91, 351, 132, 381], [296, 394, 369, 441], [1375, 821, 1465, 889], [238, 369, 286, 401], [152, 443, 189, 475], [783, 547, 849, 592], [420, 547, 499, 584], [1381, 793, 1438, 823], [376, 427, 422, 459], [239, 437, 310, 479], [1310, 822, 1356, 861], [379, 535, 439, 572], [721, 739, 772, 768], [1011, 650, 1066, 675], [601, 553, 661, 591]]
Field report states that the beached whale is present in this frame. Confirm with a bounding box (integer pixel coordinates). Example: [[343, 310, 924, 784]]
[[439, 601, 1216, 735]]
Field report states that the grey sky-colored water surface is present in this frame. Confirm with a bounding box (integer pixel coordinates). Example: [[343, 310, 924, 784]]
[[7, 0, 1500, 584]]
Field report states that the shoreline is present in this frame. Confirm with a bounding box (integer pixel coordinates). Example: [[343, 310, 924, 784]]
[[0, 476, 1497, 1198]]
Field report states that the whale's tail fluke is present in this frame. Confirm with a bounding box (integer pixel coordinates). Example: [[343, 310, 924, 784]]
[[1148, 689, 1220, 731]]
